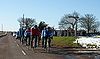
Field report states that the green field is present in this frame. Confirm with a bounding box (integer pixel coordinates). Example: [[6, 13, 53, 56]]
[[52, 36, 80, 47]]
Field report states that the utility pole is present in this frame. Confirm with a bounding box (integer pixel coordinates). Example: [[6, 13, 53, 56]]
[[21, 14, 24, 28], [23, 14, 24, 20]]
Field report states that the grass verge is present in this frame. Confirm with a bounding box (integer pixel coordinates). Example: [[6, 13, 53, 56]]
[[52, 36, 80, 47]]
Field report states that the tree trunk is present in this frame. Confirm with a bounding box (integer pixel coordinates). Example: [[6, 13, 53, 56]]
[[87, 29, 89, 34], [67, 30, 69, 36], [72, 24, 74, 29]]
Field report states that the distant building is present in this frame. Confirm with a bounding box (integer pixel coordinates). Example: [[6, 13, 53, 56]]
[[54, 29, 86, 36]]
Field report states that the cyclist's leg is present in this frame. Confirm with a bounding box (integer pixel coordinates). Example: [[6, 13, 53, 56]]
[[22, 36, 25, 44], [42, 37, 45, 48], [48, 37, 51, 48], [34, 35, 38, 48], [19, 37, 21, 43], [31, 36, 34, 48], [44, 37, 47, 48], [26, 36, 28, 45], [28, 36, 31, 45], [38, 36, 41, 47]]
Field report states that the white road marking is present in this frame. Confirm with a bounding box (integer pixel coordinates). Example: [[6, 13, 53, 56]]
[[14, 40, 27, 56], [17, 44, 19, 47], [14, 41, 16, 43], [22, 50, 26, 55]]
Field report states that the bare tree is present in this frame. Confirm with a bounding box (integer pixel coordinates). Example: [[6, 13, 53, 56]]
[[18, 17, 36, 29], [80, 14, 99, 33], [59, 11, 79, 29], [59, 11, 79, 36]]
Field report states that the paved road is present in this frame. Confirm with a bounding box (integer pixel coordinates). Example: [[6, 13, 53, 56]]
[[1, 34, 100, 59]]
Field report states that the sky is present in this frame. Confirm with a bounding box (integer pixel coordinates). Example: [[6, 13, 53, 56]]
[[0, 0, 100, 31]]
